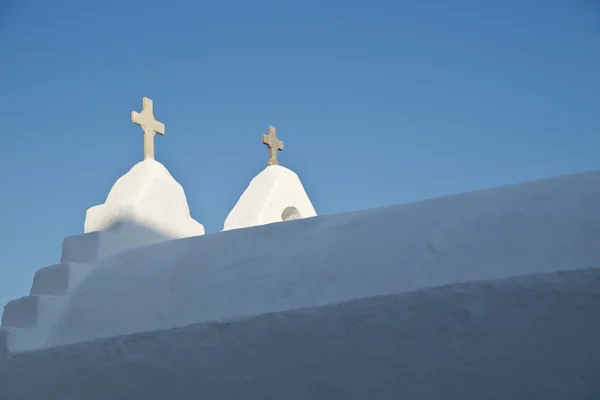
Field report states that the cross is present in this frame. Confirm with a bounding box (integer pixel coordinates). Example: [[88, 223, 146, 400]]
[[131, 97, 165, 161], [262, 126, 284, 166]]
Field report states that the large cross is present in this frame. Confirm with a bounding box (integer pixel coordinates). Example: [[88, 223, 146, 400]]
[[131, 97, 165, 161], [262, 126, 284, 166]]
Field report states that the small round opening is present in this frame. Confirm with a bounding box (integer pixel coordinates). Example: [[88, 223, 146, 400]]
[[281, 206, 302, 222]]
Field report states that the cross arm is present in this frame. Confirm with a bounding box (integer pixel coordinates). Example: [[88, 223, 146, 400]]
[[132, 111, 142, 125]]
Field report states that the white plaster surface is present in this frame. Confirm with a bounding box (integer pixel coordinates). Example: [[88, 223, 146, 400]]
[[1, 267, 599, 399], [42, 169, 600, 348], [85, 159, 204, 241], [224, 165, 317, 231]]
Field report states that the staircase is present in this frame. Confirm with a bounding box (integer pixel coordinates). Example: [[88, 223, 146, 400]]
[[1, 231, 138, 354]]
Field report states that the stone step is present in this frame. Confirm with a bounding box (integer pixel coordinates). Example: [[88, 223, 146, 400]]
[[61, 231, 136, 264], [1, 295, 67, 329], [30, 263, 94, 296]]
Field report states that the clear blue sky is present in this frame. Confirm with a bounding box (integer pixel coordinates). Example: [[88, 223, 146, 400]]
[[0, 0, 598, 313]]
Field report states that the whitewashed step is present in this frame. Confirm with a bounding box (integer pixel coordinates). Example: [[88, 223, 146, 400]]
[[30, 263, 94, 296], [61, 231, 136, 264], [1, 295, 66, 329], [1, 295, 68, 353]]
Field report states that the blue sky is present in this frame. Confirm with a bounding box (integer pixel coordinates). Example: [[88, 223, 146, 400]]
[[0, 0, 598, 312]]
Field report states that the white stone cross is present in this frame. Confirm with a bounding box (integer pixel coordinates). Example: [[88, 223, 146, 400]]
[[262, 126, 284, 166], [131, 97, 165, 160]]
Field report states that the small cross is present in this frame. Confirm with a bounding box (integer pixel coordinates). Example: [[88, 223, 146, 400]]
[[262, 126, 284, 166], [131, 97, 165, 161]]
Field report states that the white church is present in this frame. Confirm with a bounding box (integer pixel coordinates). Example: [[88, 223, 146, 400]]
[[0, 97, 599, 399]]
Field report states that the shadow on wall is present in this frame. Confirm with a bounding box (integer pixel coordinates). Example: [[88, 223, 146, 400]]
[[60, 219, 183, 266], [102, 218, 189, 249]]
